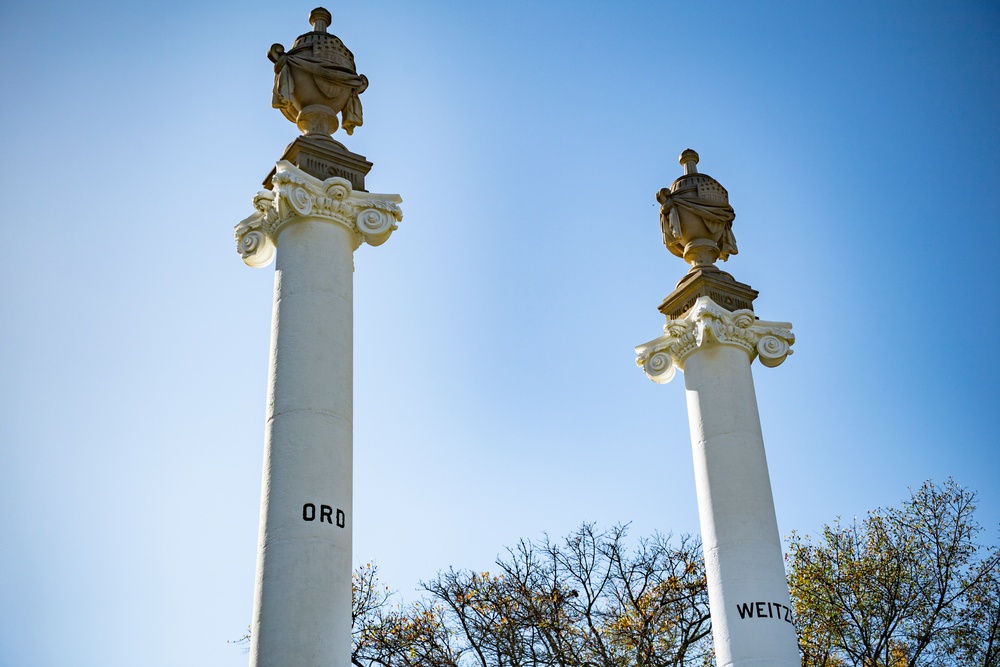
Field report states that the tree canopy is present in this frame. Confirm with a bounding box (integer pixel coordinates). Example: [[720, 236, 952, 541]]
[[787, 478, 999, 666], [352, 525, 713, 667]]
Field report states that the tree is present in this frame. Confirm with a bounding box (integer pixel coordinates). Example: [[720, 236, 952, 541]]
[[787, 479, 1000, 666], [351, 524, 713, 667]]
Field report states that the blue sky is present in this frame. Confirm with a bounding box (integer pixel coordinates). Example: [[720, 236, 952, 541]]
[[1, 2, 998, 665]]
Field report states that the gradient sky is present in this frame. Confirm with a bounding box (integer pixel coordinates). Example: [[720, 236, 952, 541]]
[[1, 2, 998, 666]]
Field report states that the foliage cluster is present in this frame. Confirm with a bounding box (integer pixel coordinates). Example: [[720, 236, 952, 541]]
[[352, 525, 713, 667], [787, 479, 999, 666]]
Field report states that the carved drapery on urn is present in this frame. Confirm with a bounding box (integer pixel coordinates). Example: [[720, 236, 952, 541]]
[[635, 296, 795, 384], [235, 161, 402, 267], [657, 149, 738, 270], [268, 7, 369, 137]]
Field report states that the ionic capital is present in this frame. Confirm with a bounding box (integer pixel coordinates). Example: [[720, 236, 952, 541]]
[[234, 160, 402, 267], [635, 296, 794, 384]]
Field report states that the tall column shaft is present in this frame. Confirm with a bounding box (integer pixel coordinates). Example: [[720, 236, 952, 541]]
[[250, 217, 355, 667], [683, 344, 798, 667], [236, 161, 402, 667], [636, 296, 797, 666]]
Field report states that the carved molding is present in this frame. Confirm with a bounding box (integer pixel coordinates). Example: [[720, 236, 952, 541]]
[[635, 296, 794, 384], [235, 160, 402, 267]]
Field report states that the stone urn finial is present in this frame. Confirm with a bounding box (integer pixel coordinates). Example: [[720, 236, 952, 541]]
[[656, 149, 738, 273], [267, 7, 369, 137]]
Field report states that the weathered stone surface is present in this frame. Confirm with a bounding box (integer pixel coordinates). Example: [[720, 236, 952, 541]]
[[657, 149, 738, 269], [268, 7, 369, 137], [653, 149, 757, 320], [263, 134, 373, 191], [635, 296, 794, 384], [658, 267, 759, 320], [236, 161, 402, 267]]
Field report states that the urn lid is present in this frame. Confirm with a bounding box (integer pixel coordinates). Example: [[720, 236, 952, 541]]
[[668, 149, 729, 205], [283, 7, 359, 76]]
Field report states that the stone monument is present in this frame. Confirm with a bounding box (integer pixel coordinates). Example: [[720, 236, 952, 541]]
[[234, 8, 402, 666], [635, 150, 798, 666]]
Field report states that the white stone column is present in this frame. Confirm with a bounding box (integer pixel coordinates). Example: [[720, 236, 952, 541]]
[[636, 296, 798, 667], [236, 161, 401, 667]]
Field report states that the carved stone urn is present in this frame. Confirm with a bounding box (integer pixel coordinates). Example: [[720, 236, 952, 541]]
[[268, 7, 369, 137], [656, 149, 738, 272]]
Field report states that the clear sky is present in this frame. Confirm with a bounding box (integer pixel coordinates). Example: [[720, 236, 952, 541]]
[[1, 1, 998, 665]]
